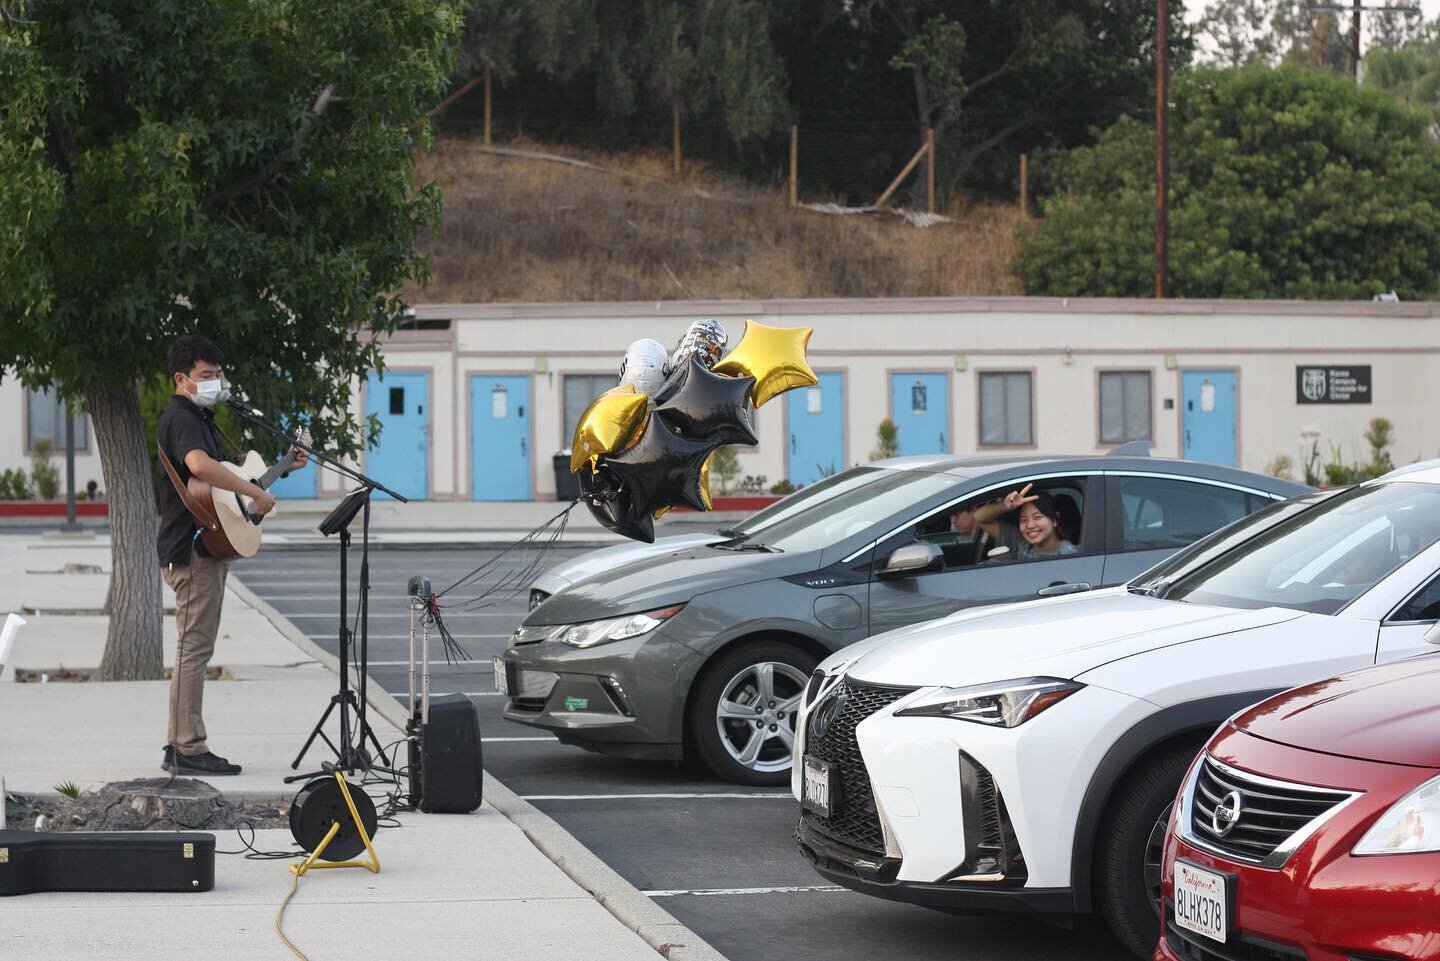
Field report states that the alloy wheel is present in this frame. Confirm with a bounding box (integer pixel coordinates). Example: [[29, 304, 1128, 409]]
[[1145, 801, 1173, 920], [714, 660, 809, 774]]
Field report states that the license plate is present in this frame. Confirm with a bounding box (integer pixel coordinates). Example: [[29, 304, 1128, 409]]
[[1173, 859, 1230, 943], [492, 656, 512, 696], [801, 755, 835, 818]]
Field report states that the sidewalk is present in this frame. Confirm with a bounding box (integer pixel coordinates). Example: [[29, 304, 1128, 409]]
[[1, 500, 752, 550], [0, 532, 724, 961]]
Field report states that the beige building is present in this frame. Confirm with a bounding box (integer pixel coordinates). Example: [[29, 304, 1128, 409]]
[[3, 297, 1437, 502]]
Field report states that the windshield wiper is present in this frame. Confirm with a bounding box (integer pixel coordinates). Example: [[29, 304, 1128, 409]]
[[715, 541, 780, 553], [1130, 575, 1178, 598]]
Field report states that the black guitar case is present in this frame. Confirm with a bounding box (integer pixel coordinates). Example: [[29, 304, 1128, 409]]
[[0, 830, 215, 895]]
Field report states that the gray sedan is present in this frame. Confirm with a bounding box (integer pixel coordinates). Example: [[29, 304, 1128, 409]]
[[498, 453, 1308, 784]]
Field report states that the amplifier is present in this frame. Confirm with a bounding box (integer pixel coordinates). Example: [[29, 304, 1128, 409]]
[[0, 830, 215, 896], [417, 694, 484, 814]]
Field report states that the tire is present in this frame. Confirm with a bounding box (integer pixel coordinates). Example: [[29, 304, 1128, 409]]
[[1095, 741, 1202, 959], [688, 640, 818, 786]]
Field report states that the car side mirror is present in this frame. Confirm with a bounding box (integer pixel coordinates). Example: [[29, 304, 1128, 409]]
[[882, 543, 944, 577], [1424, 622, 1440, 646], [986, 546, 1011, 560]]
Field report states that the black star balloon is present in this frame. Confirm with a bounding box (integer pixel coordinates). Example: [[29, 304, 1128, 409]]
[[655, 355, 759, 447], [605, 410, 720, 514], [579, 465, 655, 543]]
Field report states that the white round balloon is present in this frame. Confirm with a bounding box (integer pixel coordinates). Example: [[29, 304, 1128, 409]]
[[618, 338, 670, 397]]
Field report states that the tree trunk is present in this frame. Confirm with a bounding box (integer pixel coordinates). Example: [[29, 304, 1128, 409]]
[[89, 382, 164, 681]]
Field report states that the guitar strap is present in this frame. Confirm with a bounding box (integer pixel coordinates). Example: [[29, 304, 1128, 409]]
[[155, 441, 221, 533]]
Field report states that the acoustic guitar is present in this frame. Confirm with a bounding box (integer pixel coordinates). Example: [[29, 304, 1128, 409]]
[[158, 428, 310, 561]]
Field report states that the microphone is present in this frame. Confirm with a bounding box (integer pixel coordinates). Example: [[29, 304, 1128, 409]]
[[220, 388, 264, 417]]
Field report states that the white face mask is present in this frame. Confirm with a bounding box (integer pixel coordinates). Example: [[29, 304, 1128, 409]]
[[186, 375, 224, 408]]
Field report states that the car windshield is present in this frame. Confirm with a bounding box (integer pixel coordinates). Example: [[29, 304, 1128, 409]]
[[1129, 492, 1338, 594], [736, 468, 958, 554], [1166, 482, 1440, 614], [729, 466, 889, 536]]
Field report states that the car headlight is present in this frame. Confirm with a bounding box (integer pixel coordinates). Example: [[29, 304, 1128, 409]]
[[558, 605, 685, 649], [894, 677, 1084, 727], [1354, 774, 1440, 855]]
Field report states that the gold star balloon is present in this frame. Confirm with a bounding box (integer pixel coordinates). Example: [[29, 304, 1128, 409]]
[[570, 385, 649, 474], [711, 319, 817, 407]]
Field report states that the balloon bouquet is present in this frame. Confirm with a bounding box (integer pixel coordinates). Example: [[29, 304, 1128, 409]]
[[571, 319, 818, 542]]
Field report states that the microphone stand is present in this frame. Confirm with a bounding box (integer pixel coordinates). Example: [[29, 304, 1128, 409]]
[[221, 397, 407, 782]]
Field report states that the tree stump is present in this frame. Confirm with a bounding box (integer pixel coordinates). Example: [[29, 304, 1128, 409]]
[[75, 778, 233, 831]]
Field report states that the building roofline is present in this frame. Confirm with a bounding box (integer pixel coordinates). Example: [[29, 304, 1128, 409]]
[[412, 295, 1440, 321]]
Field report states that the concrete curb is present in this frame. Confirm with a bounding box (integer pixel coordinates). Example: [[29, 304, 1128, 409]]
[[230, 575, 729, 961]]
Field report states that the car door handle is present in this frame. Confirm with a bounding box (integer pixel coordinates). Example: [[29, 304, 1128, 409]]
[[1037, 582, 1091, 596]]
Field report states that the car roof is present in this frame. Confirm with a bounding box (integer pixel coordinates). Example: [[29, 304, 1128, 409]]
[[870, 452, 1308, 493]]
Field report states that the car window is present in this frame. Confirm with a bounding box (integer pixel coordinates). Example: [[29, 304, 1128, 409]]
[[887, 477, 1093, 572], [1393, 573, 1440, 622], [744, 469, 959, 553], [1167, 482, 1440, 615], [1118, 476, 1250, 550]]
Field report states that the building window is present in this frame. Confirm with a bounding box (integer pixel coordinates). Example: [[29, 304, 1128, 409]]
[[978, 372, 1032, 447], [26, 387, 88, 452], [1099, 371, 1152, 444], [563, 374, 620, 446]]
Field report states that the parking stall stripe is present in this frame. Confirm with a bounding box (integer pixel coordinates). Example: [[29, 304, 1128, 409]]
[[520, 792, 792, 800], [644, 885, 846, 898]]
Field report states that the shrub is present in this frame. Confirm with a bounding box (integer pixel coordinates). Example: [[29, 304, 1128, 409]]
[[709, 446, 741, 496], [770, 479, 795, 495], [30, 440, 60, 501], [0, 469, 33, 500], [870, 418, 899, 461], [1264, 454, 1294, 481]]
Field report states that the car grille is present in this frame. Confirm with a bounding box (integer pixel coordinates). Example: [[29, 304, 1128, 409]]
[[1164, 915, 1304, 961], [974, 764, 1003, 849], [801, 678, 913, 857], [1187, 755, 1353, 866]]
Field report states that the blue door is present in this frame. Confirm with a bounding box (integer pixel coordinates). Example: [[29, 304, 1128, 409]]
[[787, 372, 844, 487], [889, 372, 948, 456], [471, 375, 531, 500], [1182, 371, 1237, 466], [266, 415, 317, 500], [365, 371, 429, 500]]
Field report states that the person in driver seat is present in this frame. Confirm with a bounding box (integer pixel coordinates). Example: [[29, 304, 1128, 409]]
[[975, 484, 1078, 561]]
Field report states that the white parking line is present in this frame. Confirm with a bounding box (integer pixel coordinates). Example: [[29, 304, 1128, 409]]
[[305, 634, 512, 641], [283, 612, 522, 620], [644, 885, 846, 898], [519, 793, 792, 801], [481, 736, 557, 743]]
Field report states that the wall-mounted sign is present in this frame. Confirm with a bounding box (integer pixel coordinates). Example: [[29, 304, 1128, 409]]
[[1296, 366, 1371, 405], [911, 381, 928, 414]]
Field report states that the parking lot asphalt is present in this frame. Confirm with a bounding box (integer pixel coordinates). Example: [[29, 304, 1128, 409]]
[[234, 544, 1130, 961]]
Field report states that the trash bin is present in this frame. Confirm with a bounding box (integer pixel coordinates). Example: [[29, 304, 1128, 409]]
[[553, 451, 580, 501]]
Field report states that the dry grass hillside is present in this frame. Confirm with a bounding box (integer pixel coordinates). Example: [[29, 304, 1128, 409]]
[[411, 137, 1023, 303]]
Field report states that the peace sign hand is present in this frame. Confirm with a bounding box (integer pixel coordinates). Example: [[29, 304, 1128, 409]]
[[1002, 483, 1040, 511]]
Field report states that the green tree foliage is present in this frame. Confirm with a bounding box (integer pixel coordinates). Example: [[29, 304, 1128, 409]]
[[1017, 66, 1440, 299], [1365, 18, 1440, 124], [1, 0, 464, 678], [459, 0, 786, 143]]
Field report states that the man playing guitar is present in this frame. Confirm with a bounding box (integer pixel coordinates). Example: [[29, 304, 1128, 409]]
[[156, 334, 308, 775]]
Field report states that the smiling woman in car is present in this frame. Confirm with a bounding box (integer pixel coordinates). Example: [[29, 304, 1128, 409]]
[[974, 483, 1078, 560]]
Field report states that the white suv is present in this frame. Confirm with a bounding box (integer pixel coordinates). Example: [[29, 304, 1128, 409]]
[[792, 469, 1440, 957]]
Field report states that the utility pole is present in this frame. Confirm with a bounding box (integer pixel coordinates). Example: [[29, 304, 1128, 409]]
[[1155, 0, 1169, 299], [1306, 2, 1422, 82]]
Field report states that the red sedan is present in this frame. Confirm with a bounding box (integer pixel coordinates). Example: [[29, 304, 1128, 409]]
[[1156, 652, 1440, 961]]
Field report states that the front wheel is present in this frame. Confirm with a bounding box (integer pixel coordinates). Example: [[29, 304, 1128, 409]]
[[1095, 742, 1199, 958], [689, 641, 817, 786]]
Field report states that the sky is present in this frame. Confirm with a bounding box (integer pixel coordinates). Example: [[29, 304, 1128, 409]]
[[1183, 0, 1440, 26]]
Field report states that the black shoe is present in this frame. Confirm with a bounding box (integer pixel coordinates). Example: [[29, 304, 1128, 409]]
[[162, 748, 241, 775]]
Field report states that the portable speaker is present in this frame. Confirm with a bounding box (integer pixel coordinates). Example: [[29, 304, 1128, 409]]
[[417, 694, 483, 814], [0, 830, 215, 896]]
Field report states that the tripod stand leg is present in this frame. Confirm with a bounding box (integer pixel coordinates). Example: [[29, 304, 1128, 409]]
[[290, 696, 340, 769]]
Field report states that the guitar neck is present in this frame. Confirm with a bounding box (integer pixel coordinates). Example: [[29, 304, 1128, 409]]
[[255, 430, 309, 491]]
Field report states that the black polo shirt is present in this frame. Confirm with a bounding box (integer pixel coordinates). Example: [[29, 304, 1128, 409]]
[[156, 395, 226, 566]]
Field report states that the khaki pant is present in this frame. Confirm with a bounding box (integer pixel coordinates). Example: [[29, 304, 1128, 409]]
[[162, 554, 228, 756]]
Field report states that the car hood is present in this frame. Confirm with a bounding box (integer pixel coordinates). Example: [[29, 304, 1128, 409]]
[[1233, 653, 1440, 767], [524, 543, 821, 625], [535, 532, 718, 590], [844, 588, 1303, 688]]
